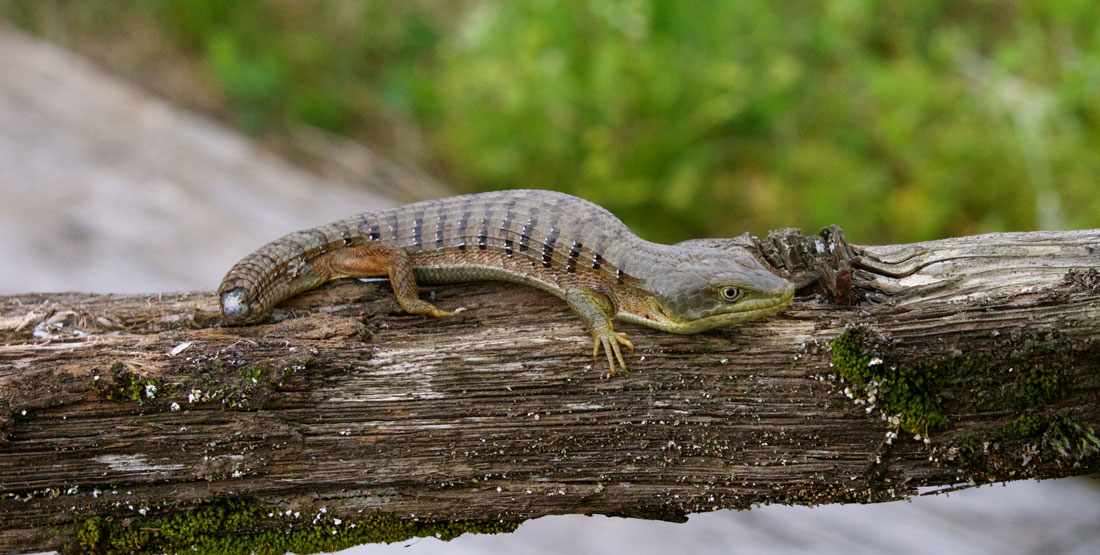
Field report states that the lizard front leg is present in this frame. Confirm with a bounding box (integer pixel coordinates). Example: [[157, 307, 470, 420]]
[[317, 245, 462, 318], [566, 287, 634, 375]]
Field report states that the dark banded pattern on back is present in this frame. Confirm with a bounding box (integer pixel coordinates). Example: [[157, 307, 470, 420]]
[[456, 209, 470, 251], [218, 189, 665, 321], [501, 204, 516, 257], [542, 227, 560, 268], [412, 213, 424, 249], [566, 241, 582, 273], [519, 217, 536, 253], [478, 216, 489, 251], [435, 213, 447, 247]]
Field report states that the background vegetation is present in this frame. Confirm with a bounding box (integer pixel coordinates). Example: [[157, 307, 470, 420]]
[[3, 0, 1098, 244]]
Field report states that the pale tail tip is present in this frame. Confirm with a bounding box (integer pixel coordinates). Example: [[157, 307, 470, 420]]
[[220, 287, 253, 322]]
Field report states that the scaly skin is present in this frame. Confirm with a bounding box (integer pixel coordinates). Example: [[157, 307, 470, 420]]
[[218, 190, 794, 374]]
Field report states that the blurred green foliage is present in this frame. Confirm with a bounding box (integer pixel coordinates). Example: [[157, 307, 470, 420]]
[[3, 0, 1099, 243]]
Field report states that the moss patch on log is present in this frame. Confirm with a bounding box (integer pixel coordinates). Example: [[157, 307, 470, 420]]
[[75, 498, 519, 554], [1013, 365, 1071, 407], [829, 328, 1087, 439], [92, 363, 173, 404], [90, 356, 311, 410], [830, 327, 961, 435]]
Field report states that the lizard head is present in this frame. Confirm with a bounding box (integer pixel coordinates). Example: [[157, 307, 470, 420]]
[[632, 247, 794, 334]]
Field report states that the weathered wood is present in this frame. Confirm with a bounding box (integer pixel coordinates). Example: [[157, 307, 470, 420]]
[[1, 227, 1098, 554]]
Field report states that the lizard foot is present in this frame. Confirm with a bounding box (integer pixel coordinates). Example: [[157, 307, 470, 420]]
[[592, 329, 634, 376], [400, 298, 465, 318]]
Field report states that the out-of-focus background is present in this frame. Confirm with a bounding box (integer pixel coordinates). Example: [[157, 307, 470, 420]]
[[1, 1, 1098, 553], [6, 1, 1100, 244]]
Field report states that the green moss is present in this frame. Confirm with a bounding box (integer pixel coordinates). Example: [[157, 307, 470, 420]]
[[92, 357, 311, 410], [231, 359, 306, 388], [238, 365, 264, 381], [1002, 414, 1042, 438], [830, 328, 873, 386], [74, 499, 519, 554], [1043, 416, 1100, 461], [93, 364, 170, 404], [1014, 366, 1071, 407], [831, 327, 952, 436], [883, 368, 949, 435]]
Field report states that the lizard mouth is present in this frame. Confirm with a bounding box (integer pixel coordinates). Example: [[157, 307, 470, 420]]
[[630, 284, 794, 334], [684, 290, 793, 332]]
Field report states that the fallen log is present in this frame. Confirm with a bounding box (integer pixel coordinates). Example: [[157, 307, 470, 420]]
[[1, 227, 1097, 554]]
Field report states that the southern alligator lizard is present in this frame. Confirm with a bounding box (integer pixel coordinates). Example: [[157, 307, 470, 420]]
[[218, 190, 794, 374]]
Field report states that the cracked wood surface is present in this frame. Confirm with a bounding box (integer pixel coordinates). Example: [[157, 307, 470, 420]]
[[1, 227, 1099, 553]]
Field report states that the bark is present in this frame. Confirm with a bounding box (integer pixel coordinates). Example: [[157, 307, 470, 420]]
[[1, 227, 1098, 554]]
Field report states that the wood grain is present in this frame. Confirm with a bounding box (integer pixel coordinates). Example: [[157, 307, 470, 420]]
[[1, 227, 1098, 553]]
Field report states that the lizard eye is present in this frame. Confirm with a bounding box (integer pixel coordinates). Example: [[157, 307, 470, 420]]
[[719, 287, 744, 302]]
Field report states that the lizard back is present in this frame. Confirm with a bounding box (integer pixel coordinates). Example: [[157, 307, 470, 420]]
[[218, 190, 661, 319]]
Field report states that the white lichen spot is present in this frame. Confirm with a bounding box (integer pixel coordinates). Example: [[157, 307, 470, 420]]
[[868, 357, 883, 366], [91, 454, 184, 474], [170, 402, 181, 412], [144, 384, 158, 399]]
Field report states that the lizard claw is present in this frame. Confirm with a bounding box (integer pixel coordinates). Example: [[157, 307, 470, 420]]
[[401, 298, 465, 318], [592, 330, 633, 375], [429, 306, 464, 318]]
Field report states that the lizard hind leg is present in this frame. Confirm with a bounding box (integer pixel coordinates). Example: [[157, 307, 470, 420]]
[[318, 244, 462, 318]]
